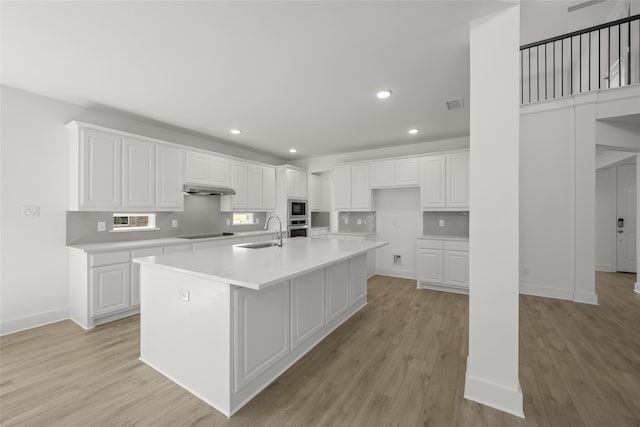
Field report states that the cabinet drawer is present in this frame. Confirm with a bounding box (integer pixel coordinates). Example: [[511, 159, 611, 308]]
[[444, 241, 469, 252], [416, 239, 443, 250], [89, 250, 130, 267]]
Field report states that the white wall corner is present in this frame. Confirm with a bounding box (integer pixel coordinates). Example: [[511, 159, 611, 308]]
[[464, 358, 525, 418], [572, 290, 598, 305], [0, 307, 70, 336], [635, 283, 640, 294]]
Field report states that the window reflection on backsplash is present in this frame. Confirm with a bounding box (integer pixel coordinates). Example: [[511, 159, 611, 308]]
[[423, 211, 469, 236], [338, 212, 376, 232]]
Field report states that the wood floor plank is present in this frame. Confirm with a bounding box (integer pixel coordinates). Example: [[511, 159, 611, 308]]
[[1, 273, 639, 426]]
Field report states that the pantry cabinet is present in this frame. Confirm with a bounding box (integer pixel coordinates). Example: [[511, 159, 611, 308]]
[[420, 151, 469, 211], [334, 164, 371, 211]]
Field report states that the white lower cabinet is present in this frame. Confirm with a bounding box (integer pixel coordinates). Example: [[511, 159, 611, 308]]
[[349, 254, 367, 304], [416, 238, 468, 293], [131, 246, 163, 306], [233, 281, 290, 393], [290, 269, 325, 349], [326, 260, 350, 323], [91, 263, 131, 317]]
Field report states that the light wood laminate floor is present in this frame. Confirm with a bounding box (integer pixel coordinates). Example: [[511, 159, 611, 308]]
[[1, 272, 639, 426]]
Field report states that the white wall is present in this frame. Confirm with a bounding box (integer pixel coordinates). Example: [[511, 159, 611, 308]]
[[520, 104, 576, 300], [520, 1, 568, 45], [0, 85, 284, 335], [465, 5, 523, 418], [372, 187, 421, 279], [596, 166, 617, 272]]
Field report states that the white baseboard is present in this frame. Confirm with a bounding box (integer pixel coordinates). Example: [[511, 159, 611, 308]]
[[464, 358, 524, 418], [595, 264, 615, 272], [572, 290, 598, 305], [519, 283, 573, 301], [374, 268, 416, 280], [0, 307, 69, 336], [634, 282, 640, 294]]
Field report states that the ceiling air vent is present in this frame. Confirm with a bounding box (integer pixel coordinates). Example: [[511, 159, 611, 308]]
[[446, 98, 464, 111]]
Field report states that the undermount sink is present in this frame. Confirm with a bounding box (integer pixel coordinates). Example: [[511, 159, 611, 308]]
[[237, 242, 281, 249]]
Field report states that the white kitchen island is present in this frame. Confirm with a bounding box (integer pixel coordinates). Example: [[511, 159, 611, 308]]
[[133, 237, 387, 417]]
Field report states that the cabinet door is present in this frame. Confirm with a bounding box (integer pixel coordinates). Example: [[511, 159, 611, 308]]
[[349, 254, 367, 305], [91, 263, 131, 317], [231, 162, 248, 209], [185, 151, 210, 185], [444, 250, 469, 288], [233, 281, 289, 392], [416, 249, 443, 284], [290, 269, 325, 349], [351, 164, 371, 210], [421, 157, 446, 209], [446, 152, 470, 208], [395, 158, 420, 187], [309, 174, 321, 211], [80, 128, 122, 208], [326, 260, 350, 323], [247, 164, 263, 209], [297, 171, 308, 199], [123, 138, 155, 208], [210, 155, 230, 187], [131, 247, 163, 306], [262, 167, 276, 210], [286, 170, 298, 198], [156, 145, 184, 209], [334, 167, 352, 210], [370, 160, 395, 188]]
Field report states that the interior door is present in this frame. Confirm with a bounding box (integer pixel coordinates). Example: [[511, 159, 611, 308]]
[[616, 164, 637, 273]]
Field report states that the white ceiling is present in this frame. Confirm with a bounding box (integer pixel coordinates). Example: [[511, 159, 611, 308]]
[[1, 1, 509, 160]]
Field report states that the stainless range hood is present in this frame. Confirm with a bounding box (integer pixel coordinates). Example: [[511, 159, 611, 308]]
[[183, 184, 236, 196]]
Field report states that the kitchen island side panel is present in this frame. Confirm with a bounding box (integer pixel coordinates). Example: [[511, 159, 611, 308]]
[[139, 265, 232, 416]]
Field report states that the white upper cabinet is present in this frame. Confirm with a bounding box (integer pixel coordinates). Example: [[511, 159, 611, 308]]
[[334, 164, 371, 211], [221, 162, 275, 212], [123, 138, 155, 208], [309, 174, 321, 211], [210, 155, 231, 187], [446, 152, 470, 208], [156, 145, 185, 209], [262, 167, 276, 210], [286, 169, 308, 199], [247, 164, 263, 209], [185, 151, 231, 187], [420, 151, 468, 211], [371, 158, 419, 189], [77, 127, 123, 209]]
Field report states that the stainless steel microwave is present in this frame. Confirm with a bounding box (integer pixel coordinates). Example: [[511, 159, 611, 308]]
[[288, 199, 307, 218]]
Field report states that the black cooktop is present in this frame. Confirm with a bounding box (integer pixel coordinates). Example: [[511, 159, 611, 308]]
[[178, 232, 235, 240]]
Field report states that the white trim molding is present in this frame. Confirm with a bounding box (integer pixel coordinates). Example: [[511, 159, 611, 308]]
[[0, 307, 70, 336], [572, 290, 598, 305], [519, 283, 574, 301], [464, 358, 525, 418], [635, 282, 640, 294], [374, 268, 416, 280]]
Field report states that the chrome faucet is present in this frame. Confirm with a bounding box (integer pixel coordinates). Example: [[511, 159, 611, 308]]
[[264, 215, 283, 247]]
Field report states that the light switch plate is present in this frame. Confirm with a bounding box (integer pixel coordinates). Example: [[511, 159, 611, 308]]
[[226, 219, 231, 226], [97, 221, 106, 232], [22, 206, 40, 217], [439, 219, 445, 227], [179, 290, 190, 302], [172, 219, 178, 228], [357, 219, 362, 225]]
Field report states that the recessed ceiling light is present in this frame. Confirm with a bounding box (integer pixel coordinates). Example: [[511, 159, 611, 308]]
[[289, 148, 297, 153], [230, 129, 241, 135], [376, 90, 392, 99], [408, 129, 419, 135]]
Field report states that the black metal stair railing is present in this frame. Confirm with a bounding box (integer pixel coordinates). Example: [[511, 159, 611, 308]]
[[520, 14, 640, 104]]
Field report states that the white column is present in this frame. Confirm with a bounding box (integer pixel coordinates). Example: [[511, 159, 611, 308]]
[[465, 5, 524, 418]]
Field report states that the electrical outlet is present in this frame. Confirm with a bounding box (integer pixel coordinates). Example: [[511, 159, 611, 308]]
[[255, 217, 260, 224], [226, 218, 231, 226], [97, 221, 106, 232], [344, 217, 349, 224], [439, 219, 445, 227], [22, 206, 40, 217], [179, 290, 190, 302], [393, 255, 402, 265], [172, 219, 178, 228], [357, 218, 362, 225]]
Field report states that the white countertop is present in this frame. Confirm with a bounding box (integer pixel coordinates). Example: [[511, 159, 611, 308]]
[[418, 235, 469, 241], [67, 230, 276, 253], [328, 231, 376, 236], [134, 237, 387, 290]]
